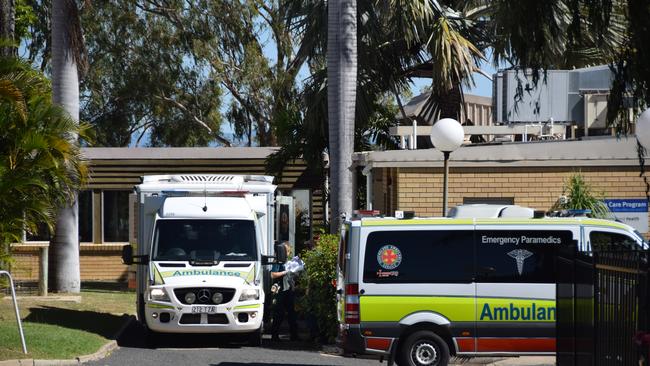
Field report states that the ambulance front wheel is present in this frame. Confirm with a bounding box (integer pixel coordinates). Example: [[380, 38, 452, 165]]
[[248, 327, 262, 346], [397, 330, 449, 366]]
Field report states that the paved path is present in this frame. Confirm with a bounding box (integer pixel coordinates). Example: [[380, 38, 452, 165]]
[[84, 321, 378, 366], [85, 321, 555, 366]]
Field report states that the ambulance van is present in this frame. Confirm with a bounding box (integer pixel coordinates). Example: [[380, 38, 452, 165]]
[[337, 205, 647, 366], [122, 174, 287, 345]]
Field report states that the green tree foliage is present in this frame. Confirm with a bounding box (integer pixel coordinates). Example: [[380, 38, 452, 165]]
[[80, 1, 226, 147], [299, 233, 338, 343], [22, 0, 317, 147], [15, 0, 36, 41], [0, 56, 87, 266], [550, 172, 610, 219]]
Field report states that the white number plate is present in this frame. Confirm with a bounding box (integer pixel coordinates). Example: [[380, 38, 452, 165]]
[[191, 306, 216, 313]]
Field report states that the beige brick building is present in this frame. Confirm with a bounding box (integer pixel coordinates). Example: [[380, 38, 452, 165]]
[[11, 147, 322, 284], [10, 138, 648, 285], [356, 137, 649, 234]]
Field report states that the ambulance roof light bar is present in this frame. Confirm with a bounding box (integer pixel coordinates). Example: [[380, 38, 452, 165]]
[[351, 210, 382, 219], [395, 210, 415, 219], [142, 174, 274, 185], [547, 209, 592, 217], [159, 190, 249, 197]]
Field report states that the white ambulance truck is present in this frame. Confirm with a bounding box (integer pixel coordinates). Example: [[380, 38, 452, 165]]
[[122, 174, 286, 345], [337, 205, 648, 366]]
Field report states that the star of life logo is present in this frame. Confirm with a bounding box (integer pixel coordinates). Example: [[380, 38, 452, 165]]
[[377, 245, 402, 270], [507, 249, 533, 275]]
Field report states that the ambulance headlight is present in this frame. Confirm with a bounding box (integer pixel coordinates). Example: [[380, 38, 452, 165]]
[[239, 289, 259, 301], [212, 292, 223, 304], [149, 288, 170, 302], [184, 292, 197, 304]]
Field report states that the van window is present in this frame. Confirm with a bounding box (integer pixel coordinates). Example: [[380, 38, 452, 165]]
[[363, 230, 474, 283], [153, 219, 257, 261], [590, 231, 638, 251], [476, 230, 573, 283], [338, 225, 350, 275]]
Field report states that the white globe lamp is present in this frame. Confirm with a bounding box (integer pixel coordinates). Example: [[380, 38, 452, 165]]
[[636, 109, 650, 149], [430, 118, 465, 217], [430, 118, 465, 152]]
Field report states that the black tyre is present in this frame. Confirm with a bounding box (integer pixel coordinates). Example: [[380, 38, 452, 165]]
[[397, 330, 450, 366], [248, 327, 262, 346], [137, 294, 146, 323], [144, 327, 159, 348]]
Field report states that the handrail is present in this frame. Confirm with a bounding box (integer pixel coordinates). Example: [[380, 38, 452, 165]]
[[0, 270, 27, 354]]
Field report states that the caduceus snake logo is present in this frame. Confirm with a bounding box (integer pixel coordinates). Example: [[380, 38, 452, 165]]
[[507, 249, 533, 275]]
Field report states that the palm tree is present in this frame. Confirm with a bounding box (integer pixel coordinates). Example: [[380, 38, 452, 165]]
[[327, 0, 357, 232], [0, 56, 87, 270], [0, 0, 16, 57], [50, 0, 86, 293]]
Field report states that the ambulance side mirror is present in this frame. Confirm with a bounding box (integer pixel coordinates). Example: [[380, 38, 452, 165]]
[[122, 245, 133, 265], [122, 245, 149, 265], [261, 243, 288, 265]]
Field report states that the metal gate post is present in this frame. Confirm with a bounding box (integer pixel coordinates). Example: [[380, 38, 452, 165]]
[[0, 270, 27, 354]]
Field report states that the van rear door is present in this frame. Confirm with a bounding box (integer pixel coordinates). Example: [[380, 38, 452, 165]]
[[336, 224, 351, 323]]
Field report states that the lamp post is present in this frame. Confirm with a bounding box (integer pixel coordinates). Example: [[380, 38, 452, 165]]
[[636, 109, 650, 149], [430, 118, 464, 217], [636, 109, 650, 203]]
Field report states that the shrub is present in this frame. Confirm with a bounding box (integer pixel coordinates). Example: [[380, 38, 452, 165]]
[[550, 172, 610, 218], [299, 233, 338, 343]]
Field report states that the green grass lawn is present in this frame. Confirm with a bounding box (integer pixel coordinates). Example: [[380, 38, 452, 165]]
[[0, 285, 135, 360]]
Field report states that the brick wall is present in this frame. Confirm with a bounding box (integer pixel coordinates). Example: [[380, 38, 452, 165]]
[[79, 244, 129, 282], [10, 243, 129, 282], [376, 166, 646, 221], [9, 244, 45, 281]]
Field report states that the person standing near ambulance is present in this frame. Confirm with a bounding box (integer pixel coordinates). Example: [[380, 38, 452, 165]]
[[270, 242, 299, 341]]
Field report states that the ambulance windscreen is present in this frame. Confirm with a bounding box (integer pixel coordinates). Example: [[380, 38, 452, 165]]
[[152, 219, 257, 262]]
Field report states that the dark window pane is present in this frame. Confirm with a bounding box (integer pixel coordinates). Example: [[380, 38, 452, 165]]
[[26, 222, 50, 241], [476, 230, 574, 283], [338, 226, 351, 277], [463, 197, 514, 205], [103, 191, 129, 242], [78, 190, 92, 242], [153, 219, 257, 261], [363, 230, 474, 283], [590, 231, 637, 251]]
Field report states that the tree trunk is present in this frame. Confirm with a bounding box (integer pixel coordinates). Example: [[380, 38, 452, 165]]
[[50, 0, 80, 293], [438, 85, 462, 120], [327, 0, 357, 233], [0, 0, 16, 57]]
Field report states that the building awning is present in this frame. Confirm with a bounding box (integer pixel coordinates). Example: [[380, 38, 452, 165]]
[[355, 137, 640, 168], [82, 147, 279, 160]]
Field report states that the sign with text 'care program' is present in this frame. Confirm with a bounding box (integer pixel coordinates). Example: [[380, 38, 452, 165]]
[[604, 199, 648, 233]]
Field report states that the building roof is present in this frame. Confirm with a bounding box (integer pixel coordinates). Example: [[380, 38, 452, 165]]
[[397, 93, 492, 122], [355, 137, 640, 168], [82, 147, 279, 160], [79, 147, 304, 191]]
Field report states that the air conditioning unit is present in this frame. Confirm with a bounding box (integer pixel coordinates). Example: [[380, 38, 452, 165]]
[[584, 93, 608, 129]]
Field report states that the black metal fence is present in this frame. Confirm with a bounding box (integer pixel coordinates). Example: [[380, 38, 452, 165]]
[[557, 247, 649, 365]]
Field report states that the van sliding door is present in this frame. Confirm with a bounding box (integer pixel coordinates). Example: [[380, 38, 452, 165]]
[[474, 225, 575, 354]]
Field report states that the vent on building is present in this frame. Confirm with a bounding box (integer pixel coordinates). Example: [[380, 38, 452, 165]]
[[177, 175, 236, 183]]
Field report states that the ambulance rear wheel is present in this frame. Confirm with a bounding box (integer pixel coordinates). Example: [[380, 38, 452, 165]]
[[398, 330, 449, 366]]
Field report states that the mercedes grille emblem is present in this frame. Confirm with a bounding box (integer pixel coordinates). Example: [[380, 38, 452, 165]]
[[197, 289, 211, 303]]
